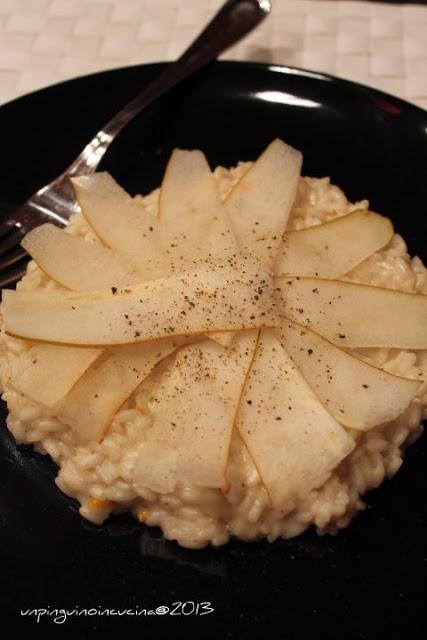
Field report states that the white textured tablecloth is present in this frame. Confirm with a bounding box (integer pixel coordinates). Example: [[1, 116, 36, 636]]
[[0, 0, 426, 110]]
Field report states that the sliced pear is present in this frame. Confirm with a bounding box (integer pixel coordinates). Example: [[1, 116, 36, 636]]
[[21, 223, 142, 290], [73, 163, 234, 348], [236, 330, 355, 509], [72, 172, 172, 279], [7, 344, 101, 407], [225, 138, 302, 266], [73, 170, 238, 281], [54, 339, 181, 443], [17, 223, 142, 408], [159, 148, 221, 222], [159, 148, 238, 347], [278, 319, 420, 430], [277, 277, 427, 349], [132, 331, 258, 493], [274, 210, 394, 278], [2, 260, 277, 345], [208, 332, 234, 348], [159, 148, 236, 252]]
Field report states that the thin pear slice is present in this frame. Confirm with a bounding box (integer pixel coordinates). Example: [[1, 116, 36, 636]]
[[278, 319, 420, 430], [17, 223, 140, 408], [132, 331, 258, 493], [73, 171, 237, 281], [159, 148, 220, 223], [158, 148, 237, 256], [208, 331, 234, 348], [54, 339, 181, 444], [236, 330, 355, 509], [7, 344, 101, 407], [274, 210, 394, 278], [2, 260, 277, 345], [159, 147, 220, 221], [225, 138, 302, 266], [21, 223, 142, 290], [277, 277, 427, 349], [72, 173, 172, 279], [159, 148, 238, 347]]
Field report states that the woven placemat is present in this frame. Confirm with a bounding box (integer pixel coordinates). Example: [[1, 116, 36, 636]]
[[0, 0, 425, 109]]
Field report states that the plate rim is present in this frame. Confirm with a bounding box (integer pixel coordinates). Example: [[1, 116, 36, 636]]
[[1, 60, 426, 121]]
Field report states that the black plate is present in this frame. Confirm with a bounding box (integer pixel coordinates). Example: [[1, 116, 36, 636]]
[[0, 62, 426, 639]]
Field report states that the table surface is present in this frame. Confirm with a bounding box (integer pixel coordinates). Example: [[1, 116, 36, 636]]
[[0, 0, 426, 110]]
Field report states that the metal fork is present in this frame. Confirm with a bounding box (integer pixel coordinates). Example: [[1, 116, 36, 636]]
[[0, 0, 271, 287]]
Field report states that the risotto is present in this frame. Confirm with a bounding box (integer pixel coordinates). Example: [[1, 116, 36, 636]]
[[0, 141, 426, 549]]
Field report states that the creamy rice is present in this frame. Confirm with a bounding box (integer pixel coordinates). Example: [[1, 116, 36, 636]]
[[0, 163, 426, 549]]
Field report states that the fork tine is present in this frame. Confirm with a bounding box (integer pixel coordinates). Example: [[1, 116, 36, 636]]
[[0, 220, 13, 238], [0, 219, 21, 239], [0, 228, 25, 255], [0, 247, 28, 271], [0, 222, 27, 288], [0, 262, 28, 290]]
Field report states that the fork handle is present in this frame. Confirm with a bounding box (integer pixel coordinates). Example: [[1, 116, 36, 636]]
[[65, 0, 270, 177]]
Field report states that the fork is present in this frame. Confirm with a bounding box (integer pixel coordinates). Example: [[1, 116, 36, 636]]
[[0, 0, 271, 288]]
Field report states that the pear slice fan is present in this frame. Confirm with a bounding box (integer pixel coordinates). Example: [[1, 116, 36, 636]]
[[2, 138, 425, 536]]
